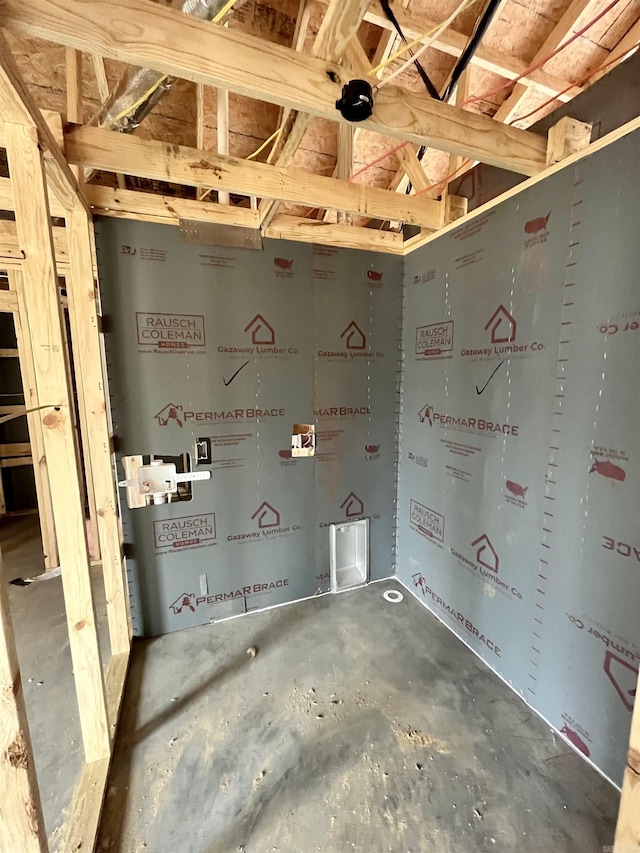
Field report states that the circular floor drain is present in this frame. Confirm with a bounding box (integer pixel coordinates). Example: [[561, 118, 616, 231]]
[[383, 589, 404, 603]]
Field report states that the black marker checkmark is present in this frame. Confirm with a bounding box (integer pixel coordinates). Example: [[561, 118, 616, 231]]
[[223, 361, 250, 386], [476, 359, 505, 394]]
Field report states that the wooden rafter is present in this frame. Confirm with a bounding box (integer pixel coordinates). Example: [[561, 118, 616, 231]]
[[65, 125, 444, 228], [494, 0, 594, 125], [1, 0, 549, 179], [361, 3, 581, 103], [590, 16, 640, 86]]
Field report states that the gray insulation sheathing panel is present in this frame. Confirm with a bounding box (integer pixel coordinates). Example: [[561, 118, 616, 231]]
[[96, 219, 402, 637], [397, 130, 640, 786]]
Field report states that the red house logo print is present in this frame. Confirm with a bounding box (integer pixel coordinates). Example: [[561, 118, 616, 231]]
[[341, 492, 364, 518], [604, 651, 637, 712], [251, 501, 280, 529], [471, 534, 499, 573], [412, 572, 426, 591], [485, 305, 516, 344], [340, 321, 366, 350], [155, 402, 184, 428], [244, 314, 275, 345], [170, 593, 195, 614], [418, 404, 434, 426]]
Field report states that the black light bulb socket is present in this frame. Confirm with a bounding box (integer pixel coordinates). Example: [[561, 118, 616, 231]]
[[335, 79, 374, 123]]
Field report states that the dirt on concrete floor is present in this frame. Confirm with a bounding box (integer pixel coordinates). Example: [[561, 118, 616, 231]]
[[96, 580, 619, 852]]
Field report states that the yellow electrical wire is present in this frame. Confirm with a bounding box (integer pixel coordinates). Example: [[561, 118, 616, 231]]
[[102, 0, 238, 130], [370, 24, 443, 76], [102, 74, 170, 130], [371, 0, 478, 83], [246, 126, 283, 160], [212, 0, 238, 22]]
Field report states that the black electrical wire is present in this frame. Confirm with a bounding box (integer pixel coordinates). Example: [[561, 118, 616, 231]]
[[442, 0, 502, 101], [405, 0, 501, 195], [379, 0, 442, 101]]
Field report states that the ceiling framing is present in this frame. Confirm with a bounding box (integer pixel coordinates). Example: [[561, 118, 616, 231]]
[[1, 0, 640, 252]]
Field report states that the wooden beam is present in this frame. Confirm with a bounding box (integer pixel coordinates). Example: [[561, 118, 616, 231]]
[[216, 88, 230, 205], [395, 145, 429, 194], [361, 3, 580, 102], [493, 0, 593, 125], [0, 175, 66, 219], [0, 31, 88, 213], [266, 0, 311, 169], [0, 457, 33, 469], [614, 664, 640, 848], [4, 121, 110, 763], [41, 110, 65, 150], [62, 651, 129, 853], [264, 214, 404, 254], [0, 220, 69, 265], [196, 82, 205, 150], [0, 547, 48, 853], [0, 290, 19, 314], [65, 47, 83, 181], [65, 48, 83, 124], [546, 116, 592, 165], [66, 208, 131, 656], [91, 54, 109, 102], [84, 184, 260, 228], [370, 29, 397, 79], [66, 126, 444, 228], [336, 123, 353, 224], [9, 270, 59, 570], [1, 0, 548, 177], [0, 443, 31, 456]]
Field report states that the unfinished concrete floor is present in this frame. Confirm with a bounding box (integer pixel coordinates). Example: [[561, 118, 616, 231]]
[[96, 579, 619, 853]]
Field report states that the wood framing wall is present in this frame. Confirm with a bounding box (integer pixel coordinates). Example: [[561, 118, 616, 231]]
[[0, 36, 131, 853]]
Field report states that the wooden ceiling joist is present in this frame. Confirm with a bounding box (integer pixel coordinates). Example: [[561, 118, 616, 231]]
[[1, 0, 548, 177], [265, 214, 404, 254], [65, 125, 444, 228], [84, 185, 261, 228]]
